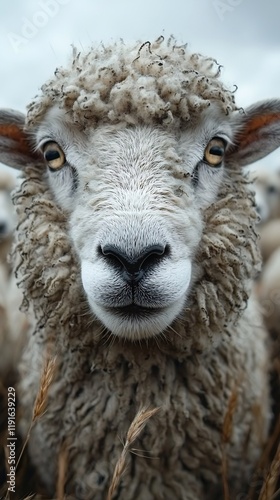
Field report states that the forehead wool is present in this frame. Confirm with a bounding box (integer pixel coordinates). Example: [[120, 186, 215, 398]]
[[26, 36, 237, 129]]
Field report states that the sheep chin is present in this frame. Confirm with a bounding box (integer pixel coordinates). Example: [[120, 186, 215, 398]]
[[87, 298, 187, 340]]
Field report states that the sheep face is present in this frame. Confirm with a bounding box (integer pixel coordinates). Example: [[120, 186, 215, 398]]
[[35, 104, 232, 340], [1, 40, 280, 343]]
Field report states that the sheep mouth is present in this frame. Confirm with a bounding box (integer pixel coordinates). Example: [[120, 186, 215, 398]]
[[93, 299, 187, 339], [106, 304, 164, 317]]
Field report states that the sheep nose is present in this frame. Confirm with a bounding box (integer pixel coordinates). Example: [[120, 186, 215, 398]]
[[100, 244, 168, 283]]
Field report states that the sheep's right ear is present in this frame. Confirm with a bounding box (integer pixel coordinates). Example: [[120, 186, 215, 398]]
[[0, 109, 43, 170]]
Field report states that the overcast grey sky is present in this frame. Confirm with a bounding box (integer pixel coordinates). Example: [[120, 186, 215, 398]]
[[1, 0, 280, 171]]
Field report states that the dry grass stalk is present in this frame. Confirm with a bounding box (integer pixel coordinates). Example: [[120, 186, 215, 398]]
[[222, 387, 239, 444], [3, 441, 10, 500], [221, 385, 239, 500], [259, 416, 280, 473], [107, 406, 160, 500], [258, 441, 280, 500], [32, 355, 57, 421], [248, 414, 280, 500], [15, 355, 57, 472], [56, 441, 68, 500], [270, 487, 280, 500]]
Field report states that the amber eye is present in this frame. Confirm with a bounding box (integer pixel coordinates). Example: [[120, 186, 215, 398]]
[[43, 142, 65, 170], [204, 138, 226, 167]]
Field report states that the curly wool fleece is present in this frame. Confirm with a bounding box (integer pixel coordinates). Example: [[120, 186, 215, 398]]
[[26, 36, 237, 128], [15, 38, 269, 499]]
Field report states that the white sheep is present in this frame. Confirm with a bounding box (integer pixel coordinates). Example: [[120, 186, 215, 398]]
[[0, 169, 16, 263], [0, 37, 280, 499], [258, 246, 280, 334], [0, 169, 30, 378], [248, 167, 280, 361], [250, 166, 280, 223], [255, 230, 280, 352], [257, 247, 280, 401], [258, 218, 280, 263], [249, 166, 280, 262]]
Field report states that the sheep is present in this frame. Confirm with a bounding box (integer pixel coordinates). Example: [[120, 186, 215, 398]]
[[254, 211, 280, 361], [0, 169, 16, 264], [0, 169, 30, 378], [258, 218, 280, 263], [248, 167, 280, 377], [0, 37, 280, 499], [249, 166, 280, 262], [250, 167, 280, 223], [0, 169, 15, 374], [258, 247, 280, 335], [257, 246, 280, 427]]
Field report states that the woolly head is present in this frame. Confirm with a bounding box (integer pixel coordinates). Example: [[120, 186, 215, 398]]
[[1, 37, 280, 345]]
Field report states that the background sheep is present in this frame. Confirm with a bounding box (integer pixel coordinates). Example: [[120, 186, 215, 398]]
[[0, 170, 30, 379], [258, 218, 280, 264], [259, 247, 280, 336], [0, 169, 32, 499], [0, 38, 280, 499], [0, 170, 16, 263], [249, 166, 280, 351], [249, 167, 280, 262], [251, 167, 280, 223], [257, 245, 280, 446]]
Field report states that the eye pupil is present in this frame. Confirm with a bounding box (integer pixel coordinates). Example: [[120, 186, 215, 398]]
[[209, 146, 223, 157], [45, 150, 60, 161]]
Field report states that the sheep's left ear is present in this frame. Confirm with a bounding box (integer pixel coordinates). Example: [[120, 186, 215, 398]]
[[227, 99, 280, 167], [0, 108, 43, 170]]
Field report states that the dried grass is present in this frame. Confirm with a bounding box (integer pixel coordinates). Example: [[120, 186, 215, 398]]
[[245, 417, 280, 500], [221, 384, 239, 500], [107, 406, 160, 500], [56, 441, 68, 500], [15, 355, 57, 473], [258, 443, 280, 500], [32, 356, 57, 420]]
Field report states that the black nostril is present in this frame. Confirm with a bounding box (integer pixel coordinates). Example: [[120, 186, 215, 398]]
[[137, 244, 168, 273], [100, 244, 169, 282]]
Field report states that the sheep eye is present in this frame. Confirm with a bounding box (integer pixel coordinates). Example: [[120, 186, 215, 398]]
[[43, 142, 65, 170], [204, 138, 226, 167]]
